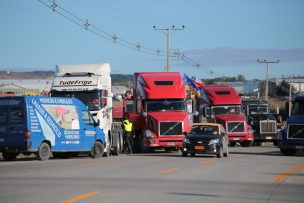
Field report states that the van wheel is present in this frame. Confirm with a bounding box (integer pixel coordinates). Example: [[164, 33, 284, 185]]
[[37, 143, 51, 161], [2, 152, 17, 161], [91, 141, 104, 158]]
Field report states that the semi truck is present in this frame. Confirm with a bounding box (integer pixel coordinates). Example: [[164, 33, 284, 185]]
[[278, 96, 304, 156], [50, 63, 123, 156], [124, 72, 192, 152], [0, 96, 105, 161], [196, 85, 254, 147], [242, 99, 278, 146]]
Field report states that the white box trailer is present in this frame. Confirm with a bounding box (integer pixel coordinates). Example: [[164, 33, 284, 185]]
[[51, 63, 123, 156]]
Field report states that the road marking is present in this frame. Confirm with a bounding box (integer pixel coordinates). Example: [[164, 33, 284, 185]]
[[64, 190, 101, 203], [76, 160, 121, 169], [201, 160, 217, 165], [272, 162, 304, 183], [160, 167, 179, 174]]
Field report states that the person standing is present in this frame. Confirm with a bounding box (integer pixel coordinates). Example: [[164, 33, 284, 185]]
[[122, 118, 133, 154]]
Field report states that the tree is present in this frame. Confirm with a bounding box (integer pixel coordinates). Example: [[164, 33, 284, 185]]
[[275, 80, 296, 96]]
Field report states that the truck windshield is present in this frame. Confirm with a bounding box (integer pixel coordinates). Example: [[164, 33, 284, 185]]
[[249, 105, 269, 114], [211, 105, 242, 115], [291, 101, 304, 115], [145, 99, 186, 112], [51, 90, 101, 111]]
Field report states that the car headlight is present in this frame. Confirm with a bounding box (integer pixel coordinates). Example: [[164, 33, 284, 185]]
[[183, 138, 190, 144], [208, 139, 219, 145]]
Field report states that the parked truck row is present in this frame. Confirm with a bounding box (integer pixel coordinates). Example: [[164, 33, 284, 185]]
[[0, 64, 303, 160]]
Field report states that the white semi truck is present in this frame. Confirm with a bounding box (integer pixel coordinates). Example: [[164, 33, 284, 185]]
[[50, 63, 123, 156]]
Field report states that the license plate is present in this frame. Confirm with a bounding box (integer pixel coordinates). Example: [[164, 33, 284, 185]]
[[266, 136, 272, 140], [233, 137, 240, 140], [195, 146, 205, 150], [167, 142, 175, 146]]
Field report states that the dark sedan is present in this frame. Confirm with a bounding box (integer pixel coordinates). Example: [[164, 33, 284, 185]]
[[182, 123, 229, 158]]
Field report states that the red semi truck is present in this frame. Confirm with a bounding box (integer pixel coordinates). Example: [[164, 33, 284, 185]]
[[125, 72, 192, 152], [195, 85, 254, 147]]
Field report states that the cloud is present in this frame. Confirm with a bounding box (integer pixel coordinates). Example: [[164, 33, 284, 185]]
[[183, 48, 304, 67]]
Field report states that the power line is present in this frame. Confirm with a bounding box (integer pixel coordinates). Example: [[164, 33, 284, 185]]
[[37, 0, 216, 76]]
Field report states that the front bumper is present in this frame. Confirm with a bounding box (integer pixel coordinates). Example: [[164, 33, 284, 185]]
[[278, 139, 304, 150], [182, 143, 218, 155], [142, 137, 184, 148], [253, 132, 277, 142]]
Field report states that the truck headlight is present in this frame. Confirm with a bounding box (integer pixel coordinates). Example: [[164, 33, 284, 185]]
[[183, 138, 190, 144], [145, 130, 153, 138], [208, 139, 219, 145]]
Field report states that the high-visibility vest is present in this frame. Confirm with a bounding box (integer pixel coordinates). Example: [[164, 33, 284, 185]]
[[123, 120, 133, 132]]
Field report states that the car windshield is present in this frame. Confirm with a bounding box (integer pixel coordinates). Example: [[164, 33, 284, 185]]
[[145, 99, 186, 112], [190, 125, 219, 135], [249, 105, 269, 114], [211, 105, 241, 115]]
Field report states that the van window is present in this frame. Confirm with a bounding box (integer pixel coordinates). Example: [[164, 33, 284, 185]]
[[0, 109, 8, 125], [9, 108, 24, 125], [82, 110, 95, 126]]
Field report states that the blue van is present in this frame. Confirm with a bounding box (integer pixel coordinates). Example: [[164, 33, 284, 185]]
[[0, 96, 105, 161]]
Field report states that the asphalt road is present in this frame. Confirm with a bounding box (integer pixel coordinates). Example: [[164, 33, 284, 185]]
[[0, 145, 303, 203]]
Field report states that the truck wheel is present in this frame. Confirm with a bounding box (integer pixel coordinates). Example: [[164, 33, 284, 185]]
[[229, 142, 236, 147], [91, 141, 104, 158], [2, 152, 17, 161], [37, 143, 51, 161], [273, 140, 278, 147], [182, 152, 188, 157], [216, 147, 223, 158], [223, 146, 229, 157], [111, 132, 121, 156], [280, 148, 297, 156], [240, 140, 253, 147]]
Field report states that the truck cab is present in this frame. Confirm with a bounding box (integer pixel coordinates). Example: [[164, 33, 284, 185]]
[[242, 100, 278, 146], [198, 85, 254, 147], [278, 96, 304, 156], [125, 72, 191, 152]]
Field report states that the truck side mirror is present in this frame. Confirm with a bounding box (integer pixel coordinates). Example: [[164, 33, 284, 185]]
[[193, 111, 199, 117], [143, 112, 147, 117], [95, 119, 100, 127]]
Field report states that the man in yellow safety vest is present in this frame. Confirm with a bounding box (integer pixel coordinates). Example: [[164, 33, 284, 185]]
[[122, 118, 133, 154]]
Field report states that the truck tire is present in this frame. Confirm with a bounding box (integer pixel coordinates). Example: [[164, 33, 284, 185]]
[[229, 142, 236, 147], [111, 132, 121, 156], [37, 142, 51, 161], [91, 141, 104, 158], [280, 148, 297, 156], [240, 140, 253, 147], [182, 152, 188, 157], [2, 152, 17, 161]]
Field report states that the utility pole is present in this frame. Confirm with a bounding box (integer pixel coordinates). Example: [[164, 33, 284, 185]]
[[153, 25, 185, 72], [257, 59, 279, 101]]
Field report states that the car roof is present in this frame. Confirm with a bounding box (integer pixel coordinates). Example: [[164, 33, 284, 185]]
[[192, 123, 221, 127]]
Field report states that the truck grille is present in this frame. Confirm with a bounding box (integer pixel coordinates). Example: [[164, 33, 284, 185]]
[[227, 122, 245, 133], [160, 122, 183, 136], [260, 120, 277, 133], [287, 124, 304, 139]]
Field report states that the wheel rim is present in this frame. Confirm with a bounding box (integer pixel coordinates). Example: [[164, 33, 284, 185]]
[[41, 146, 49, 157]]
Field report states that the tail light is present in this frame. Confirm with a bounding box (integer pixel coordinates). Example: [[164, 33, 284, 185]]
[[25, 129, 30, 139]]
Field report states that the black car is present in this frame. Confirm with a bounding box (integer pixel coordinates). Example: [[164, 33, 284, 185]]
[[182, 123, 229, 158]]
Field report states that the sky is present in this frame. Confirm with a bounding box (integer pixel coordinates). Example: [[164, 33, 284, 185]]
[[0, 0, 304, 80]]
